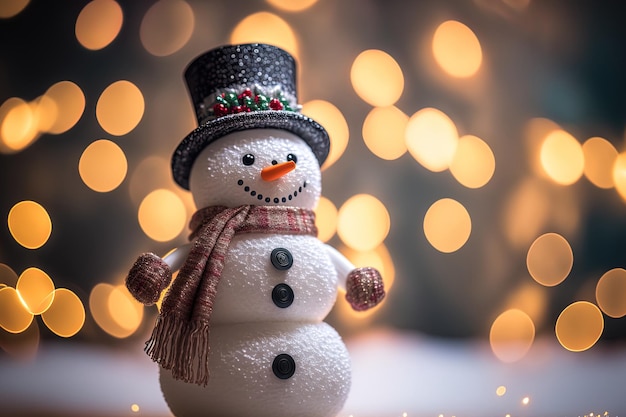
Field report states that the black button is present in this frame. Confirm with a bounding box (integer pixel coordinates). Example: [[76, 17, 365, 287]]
[[272, 353, 296, 379], [272, 283, 294, 308], [270, 248, 293, 270]]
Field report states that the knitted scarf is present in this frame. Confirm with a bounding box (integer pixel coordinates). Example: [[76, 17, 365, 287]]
[[145, 205, 317, 386]]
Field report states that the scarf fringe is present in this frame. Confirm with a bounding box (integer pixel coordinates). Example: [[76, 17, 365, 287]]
[[145, 313, 210, 386]]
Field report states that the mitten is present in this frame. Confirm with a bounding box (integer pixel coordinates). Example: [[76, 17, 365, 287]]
[[345, 267, 385, 311], [126, 252, 172, 305]]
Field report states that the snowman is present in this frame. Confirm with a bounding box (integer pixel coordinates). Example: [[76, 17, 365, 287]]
[[126, 44, 385, 417]]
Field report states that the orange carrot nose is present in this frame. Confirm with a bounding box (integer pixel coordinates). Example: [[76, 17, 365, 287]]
[[261, 160, 296, 181]]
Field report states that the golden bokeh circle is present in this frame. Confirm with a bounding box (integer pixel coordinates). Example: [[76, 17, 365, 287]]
[[350, 49, 404, 107], [423, 198, 471, 253], [595, 268, 626, 318], [96, 80, 145, 136], [230, 12, 298, 59], [555, 301, 603, 352], [140, 0, 195, 57], [406, 107, 458, 172], [301, 100, 349, 170], [16, 267, 55, 315], [582, 136, 617, 189], [75, 0, 123, 50], [489, 309, 535, 363], [138, 188, 187, 242], [337, 194, 390, 252], [40, 288, 85, 337], [539, 129, 584, 185], [314, 196, 338, 243], [450, 134, 495, 188], [362, 106, 408, 160], [8, 200, 52, 249], [432, 20, 483, 78], [78, 139, 128, 192], [526, 233, 573, 287], [0, 286, 34, 333]]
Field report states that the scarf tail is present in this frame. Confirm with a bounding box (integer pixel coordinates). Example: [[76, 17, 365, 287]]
[[145, 313, 210, 386]]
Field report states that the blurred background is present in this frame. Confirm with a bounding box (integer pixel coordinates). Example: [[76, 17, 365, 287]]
[[1, 0, 625, 416]]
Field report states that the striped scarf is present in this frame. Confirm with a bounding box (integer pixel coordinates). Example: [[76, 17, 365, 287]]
[[145, 205, 317, 386]]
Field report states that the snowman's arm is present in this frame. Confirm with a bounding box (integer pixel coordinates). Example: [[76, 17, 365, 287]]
[[324, 244, 355, 291], [162, 243, 193, 272]]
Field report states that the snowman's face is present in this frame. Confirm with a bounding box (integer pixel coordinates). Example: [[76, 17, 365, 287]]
[[189, 129, 322, 210]]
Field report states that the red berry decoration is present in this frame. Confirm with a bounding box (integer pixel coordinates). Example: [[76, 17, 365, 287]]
[[269, 98, 284, 110], [238, 88, 253, 99], [213, 103, 228, 117], [231, 105, 244, 113]]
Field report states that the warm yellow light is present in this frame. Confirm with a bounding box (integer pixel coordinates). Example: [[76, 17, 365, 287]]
[[140, 0, 194, 57], [337, 194, 390, 252], [362, 106, 408, 160], [75, 0, 123, 50], [314, 196, 337, 243], [596, 268, 626, 318], [612, 152, 626, 201], [432, 20, 482, 78], [131, 404, 140, 413], [266, 0, 318, 12], [0, 263, 18, 287], [44, 81, 86, 134], [526, 233, 573, 287], [8, 200, 52, 249], [540, 129, 584, 185], [350, 49, 404, 107], [31, 94, 58, 134], [138, 189, 187, 242], [504, 282, 547, 325], [489, 309, 535, 363], [16, 267, 55, 315], [230, 12, 298, 58], [496, 385, 507, 397], [450, 134, 495, 188], [41, 288, 85, 337], [301, 100, 349, 170], [555, 301, 603, 352], [522, 396, 530, 405], [524, 117, 561, 177], [96, 80, 145, 136], [0, 0, 29, 18], [79, 139, 128, 192], [90, 283, 138, 338], [0, 287, 34, 333], [405, 107, 458, 172], [423, 198, 471, 253], [0, 97, 38, 152], [582, 137, 617, 189], [108, 285, 143, 332]]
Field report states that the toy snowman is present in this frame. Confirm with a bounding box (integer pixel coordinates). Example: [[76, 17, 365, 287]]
[[126, 43, 385, 417]]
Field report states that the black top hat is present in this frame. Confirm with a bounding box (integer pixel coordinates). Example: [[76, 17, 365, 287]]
[[171, 43, 330, 190]]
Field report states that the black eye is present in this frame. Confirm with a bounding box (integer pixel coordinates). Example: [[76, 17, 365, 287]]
[[286, 153, 297, 163], [242, 154, 255, 166]]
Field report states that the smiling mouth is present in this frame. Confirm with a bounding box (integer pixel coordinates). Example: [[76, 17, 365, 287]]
[[236, 179, 307, 204]]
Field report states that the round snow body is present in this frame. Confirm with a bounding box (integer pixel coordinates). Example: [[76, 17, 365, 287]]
[[159, 322, 351, 417]]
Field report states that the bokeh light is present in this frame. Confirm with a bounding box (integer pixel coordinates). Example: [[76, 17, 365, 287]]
[[405, 107, 458, 172], [423, 198, 471, 253], [555, 301, 603, 352], [40, 288, 85, 338], [138, 188, 187, 242], [301, 100, 349, 170], [0, 97, 39, 152], [15, 267, 55, 315], [140, 0, 194, 57], [595, 268, 626, 318], [44, 81, 86, 135], [504, 282, 548, 326], [266, 0, 318, 12], [526, 233, 573, 287], [314, 196, 338, 243], [362, 106, 408, 160], [0, 0, 29, 18], [582, 136, 618, 189], [524, 117, 561, 177], [489, 309, 535, 363], [78, 139, 128, 192], [449, 134, 495, 188], [96, 80, 145, 136], [496, 385, 507, 396], [337, 194, 390, 252], [75, 0, 123, 50], [230, 12, 298, 58], [432, 20, 482, 78], [539, 129, 584, 185], [8, 200, 52, 249], [0, 286, 34, 333], [350, 49, 404, 107], [108, 284, 144, 333], [612, 152, 626, 201]]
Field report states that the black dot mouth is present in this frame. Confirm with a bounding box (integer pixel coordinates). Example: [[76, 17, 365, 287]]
[[237, 179, 307, 204]]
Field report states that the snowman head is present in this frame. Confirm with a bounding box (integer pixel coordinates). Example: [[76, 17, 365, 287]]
[[189, 129, 322, 210]]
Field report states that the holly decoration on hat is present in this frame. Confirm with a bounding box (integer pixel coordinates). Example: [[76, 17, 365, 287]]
[[212, 88, 292, 117]]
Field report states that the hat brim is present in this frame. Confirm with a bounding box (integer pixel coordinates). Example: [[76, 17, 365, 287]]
[[172, 111, 330, 190]]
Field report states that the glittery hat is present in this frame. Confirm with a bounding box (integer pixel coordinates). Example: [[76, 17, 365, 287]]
[[172, 43, 330, 190]]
